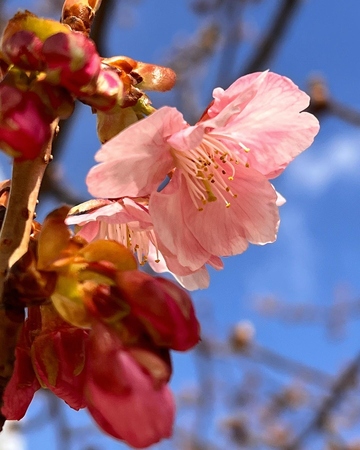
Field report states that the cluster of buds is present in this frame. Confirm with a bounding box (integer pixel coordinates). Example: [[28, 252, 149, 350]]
[[0, 9, 176, 159], [2, 207, 200, 448]]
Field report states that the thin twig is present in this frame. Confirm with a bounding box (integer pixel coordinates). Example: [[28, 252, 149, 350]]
[[245, 344, 333, 389], [283, 353, 360, 450]]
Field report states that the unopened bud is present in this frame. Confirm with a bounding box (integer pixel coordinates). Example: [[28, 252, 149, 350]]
[[1, 30, 44, 71], [79, 68, 124, 111], [31, 81, 75, 120], [0, 84, 53, 160], [42, 32, 101, 97], [62, 0, 103, 34], [116, 272, 200, 351]]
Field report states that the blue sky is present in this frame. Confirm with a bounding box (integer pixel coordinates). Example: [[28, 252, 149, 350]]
[[2, 0, 360, 448]]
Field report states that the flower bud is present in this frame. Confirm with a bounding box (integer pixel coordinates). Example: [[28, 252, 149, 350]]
[[1, 11, 70, 44], [135, 61, 176, 92], [85, 324, 174, 448], [230, 321, 255, 352], [79, 68, 124, 111], [32, 81, 75, 120], [1, 30, 44, 71], [0, 84, 53, 160], [116, 271, 200, 351], [103, 56, 176, 92], [42, 32, 101, 97], [96, 107, 139, 143]]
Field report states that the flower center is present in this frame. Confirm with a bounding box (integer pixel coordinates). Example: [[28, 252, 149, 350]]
[[172, 133, 243, 211]]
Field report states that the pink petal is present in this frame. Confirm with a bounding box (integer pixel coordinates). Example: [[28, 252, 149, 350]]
[[87, 375, 174, 449], [71, 221, 100, 241], [1, 347, 40, 420], [67, 199, 151, 227], [175, 266, 210, 290], [205, 71, 269, 126], [208, 71, 268, 118], [86, 107, 185, 198], [150, 173, 212, 271], [32, 329, 88, 411], [210, 72, 319, 178]]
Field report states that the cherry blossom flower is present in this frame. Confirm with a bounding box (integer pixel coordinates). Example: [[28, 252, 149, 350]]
[[86, 71, 320, 282], [66, 197, 220, 289]]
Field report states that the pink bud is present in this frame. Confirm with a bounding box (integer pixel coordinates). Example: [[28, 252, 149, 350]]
[[79, 68, 124, 111], [85, 324, 175, 448], [117, 271, 201, 351], [1, 30, 44, 71], [42, 32, 101, 97], [0, 84, 53, 160]]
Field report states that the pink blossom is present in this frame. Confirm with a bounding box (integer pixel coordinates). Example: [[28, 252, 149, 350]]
[[66, 197, 219, 289], [66, 198, 157, 265], [86, 71, 319, 284]]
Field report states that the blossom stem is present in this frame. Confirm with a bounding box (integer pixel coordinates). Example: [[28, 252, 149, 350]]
[[0, 119, 58, 429]]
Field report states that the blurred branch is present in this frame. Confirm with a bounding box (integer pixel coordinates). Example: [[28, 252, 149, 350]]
[[307, 77, 360, 126], [168, 23, 220, 122], [250, 344, 334, 389], [283, 352, 360, 450], [240, 0, 302, 75], [230, 324, 333, 388], [193, 340, 217, 443], [328, 101, 360, 127], [0, 1, 7, 33]]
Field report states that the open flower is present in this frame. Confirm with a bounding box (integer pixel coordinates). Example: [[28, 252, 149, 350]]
[[86, 71, 319, 280], [66, 197, 221, 289]]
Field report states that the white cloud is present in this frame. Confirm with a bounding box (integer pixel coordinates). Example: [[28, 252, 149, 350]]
[[285, 131, 360, 194]]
